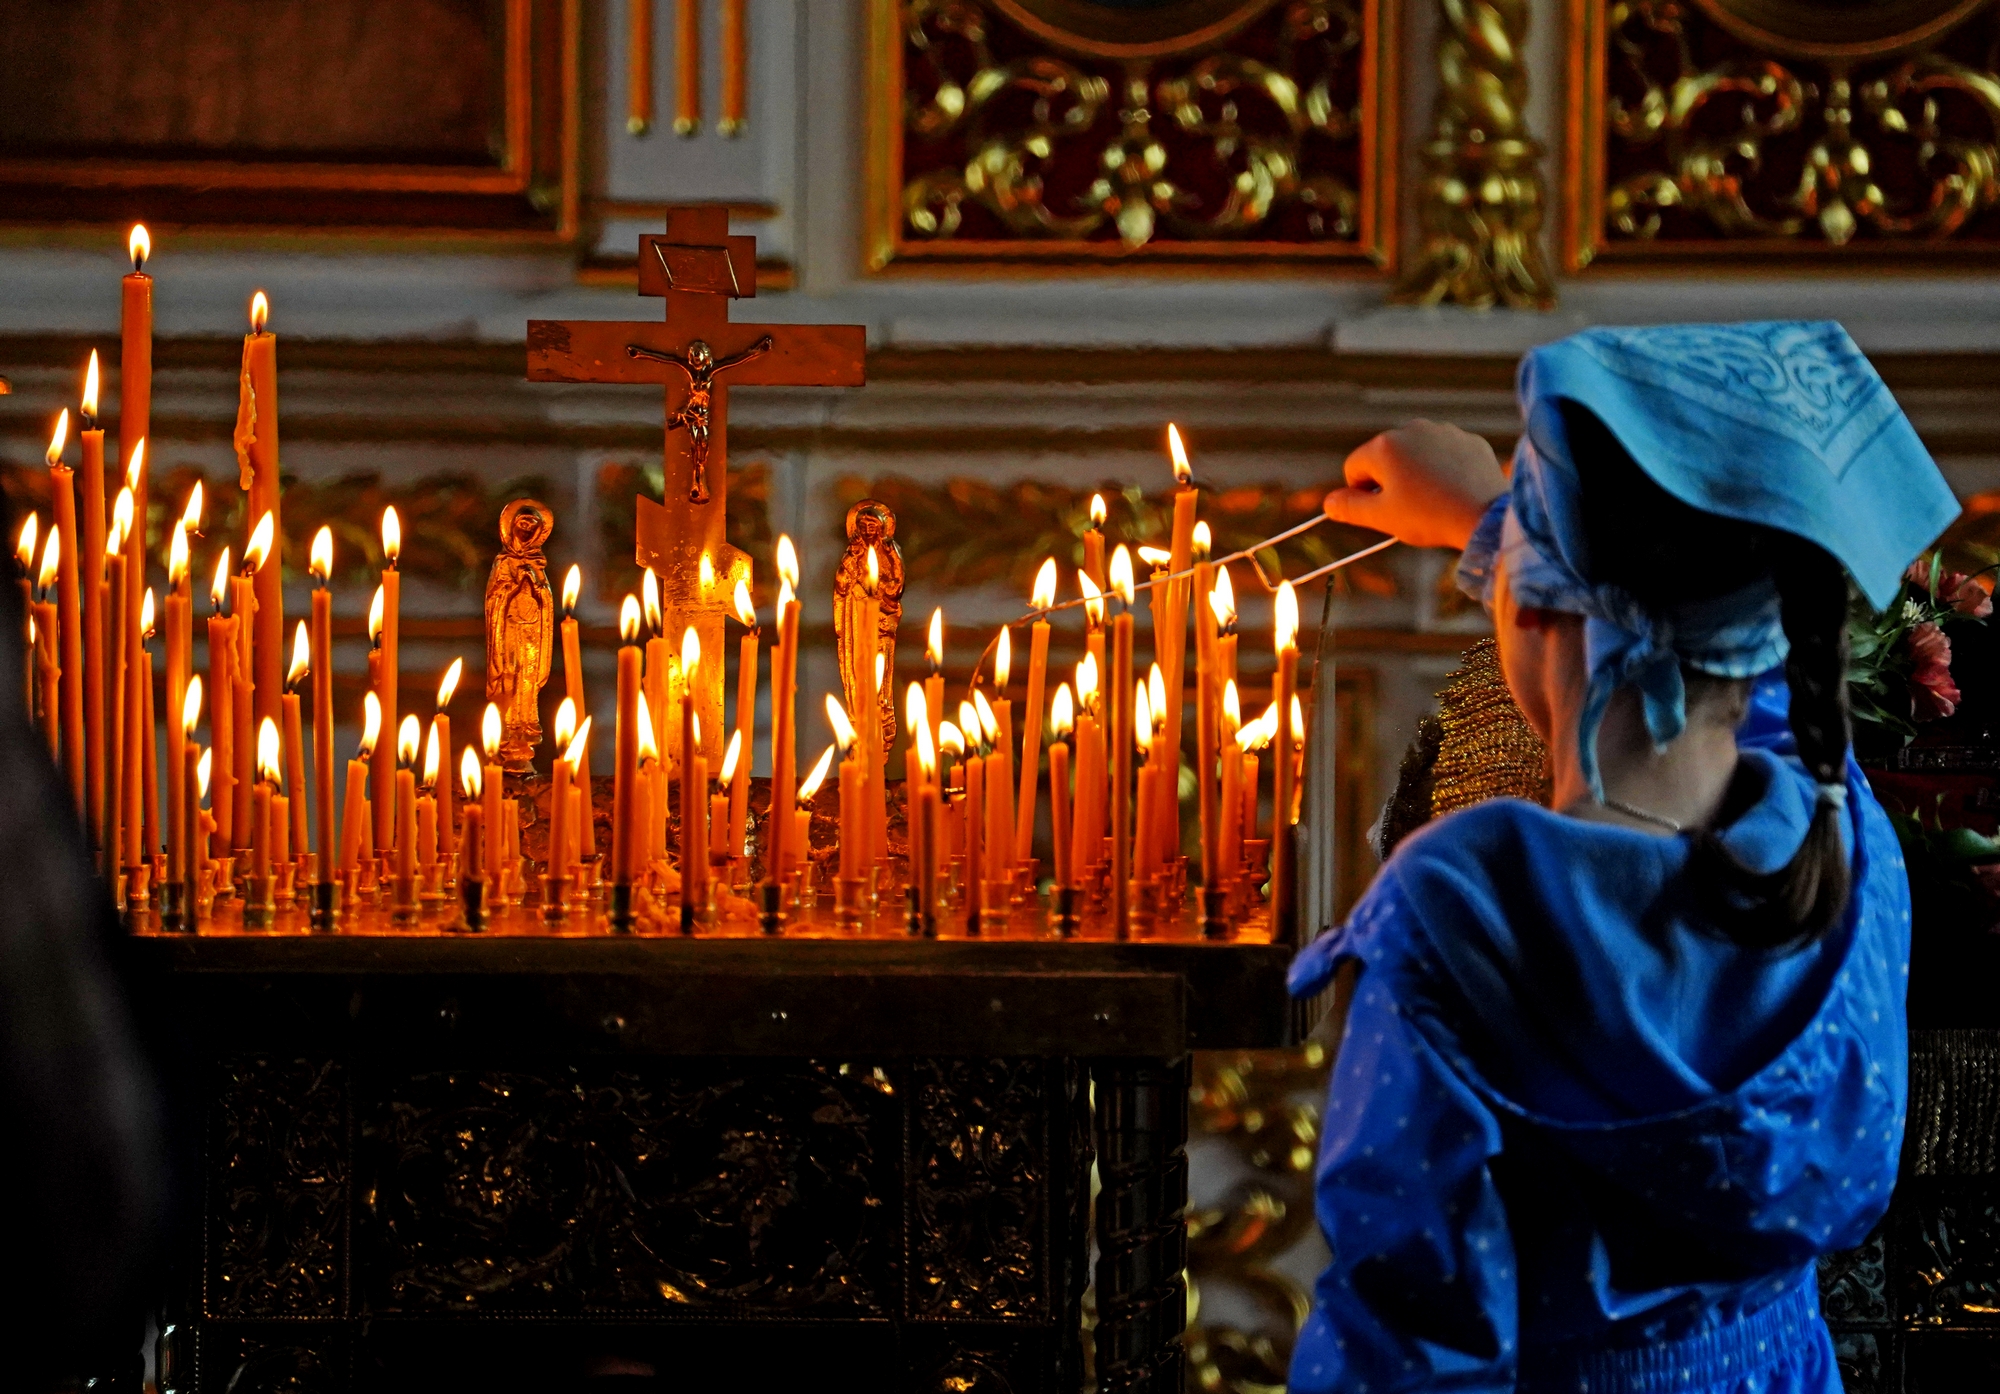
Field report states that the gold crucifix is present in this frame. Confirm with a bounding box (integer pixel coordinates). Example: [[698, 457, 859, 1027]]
[[526, 207, 866, 766]]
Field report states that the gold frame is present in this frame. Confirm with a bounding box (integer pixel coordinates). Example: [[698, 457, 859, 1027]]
[[864, 0, 1398, 274], [1562, 0, 2000, 270], [0, 0, 581, 248]]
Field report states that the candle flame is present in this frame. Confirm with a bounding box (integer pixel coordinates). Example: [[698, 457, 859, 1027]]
[[110, 489, 133, 555], [1138, 545, 1172, 569], [249, 291, 269, 334], [481, 701, 501, 758], [356, 692, 380, 757], [1192, 520, 1211, 561], [1291, 694, 1306, 743], [46, 408, 69, 466], [619, 594, 642, 642], [423, 723, 441, 789], [1167, 423, 1191, 484], [167, 521, 189, 587], [381, 505, 400, 565], [1089, 493, 1107, 528], [245, 511, 274, 572], [397, 714, 420, 769], [776, 534, 799, 590], [1148, 663, 1165, 728], [681, 625, 700, 674], [182, 480, 204, 536], [720, 727, 742, 782], [875, 651, 885, 691], [142, 587, 155, 638], [1274, 580, 1299, 653], [197, 747, 212, 800], [995, 625, 1011, 690], [958, 701, 982, 753], [368, 585, 384, 645], [287, 620, 309, 689], [777, 578, 794, 612], [916, 718, 936, 778], [309, 526, 333, 584], [14, 514, 36, 574], [1109, 546, 1135, 606], [129, 224, 151, 271], [691, 710, 701, 749], [1031, 557, 1058, 612], [926, 608, 943, 671], [565, 717, 590, 773], [1077, 652, 1099, 710], [1209, 565, 1236, 631], [637, 693, 658, 764], [82, 350, 100, 420], [1222, 679, 1241, 731], [1134, 682, 1152, 755], [733, 578, 755, 628], [554, 696, 576, 750], [798, 744, 835, 802], [826, 694, 856, 754], [183, 675, 204, 736], [699, 551, 715, 593], [1050, 682, 1074, 739], [437, 657, 462, 709], [972, 688, 998, 745], [258, 717, 282, 786], [642, 568, 662, 634], [35, 525, 60, 594], [461, 746, 482, 798], [905, 681, 927, 738], [1079, 570, 1105, 628], [939, 721, 964, 759], [210, 547, 230, 609], [562, 563, 581, 616], [864, 546, 880, 598], [126, 440, 146, 495], [1238, 703, 1277, 752]]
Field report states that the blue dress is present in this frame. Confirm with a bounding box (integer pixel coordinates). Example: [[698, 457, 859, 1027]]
[[1287, 676, 1908, 1393]]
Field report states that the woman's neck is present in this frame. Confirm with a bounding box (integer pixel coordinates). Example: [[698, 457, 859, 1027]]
[[1551, 685, 1740, 833]]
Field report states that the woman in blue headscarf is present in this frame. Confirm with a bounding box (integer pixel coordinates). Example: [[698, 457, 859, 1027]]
[[1289, 322, 1959, 1393]]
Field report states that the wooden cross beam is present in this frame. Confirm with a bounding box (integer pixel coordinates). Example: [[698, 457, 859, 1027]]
[[527, 208, 866, 766]]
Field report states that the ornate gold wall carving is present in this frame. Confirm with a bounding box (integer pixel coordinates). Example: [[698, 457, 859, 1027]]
[[1395, 0, 1557, 308], [866, 0, 1396, 269], [1566, 0, 2000, 267]]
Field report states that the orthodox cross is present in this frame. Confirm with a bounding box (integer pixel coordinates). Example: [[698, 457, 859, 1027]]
[[527, 207, 866, 765]]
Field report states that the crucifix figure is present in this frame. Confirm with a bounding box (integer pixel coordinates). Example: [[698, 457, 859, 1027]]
[[526, 207, 866, 770], [626, 335, 773, 504]]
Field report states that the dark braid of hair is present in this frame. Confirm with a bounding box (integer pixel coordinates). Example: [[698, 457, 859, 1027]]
[[1688, 540, 1852, 947]]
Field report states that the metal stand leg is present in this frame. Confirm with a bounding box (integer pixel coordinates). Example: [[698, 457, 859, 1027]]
[[1091, 1056, 1189, 1393]]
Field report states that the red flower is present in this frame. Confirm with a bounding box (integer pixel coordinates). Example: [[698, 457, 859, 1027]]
[[1908, 558, 1935, 590], [1908, 620, 1961, 721], [1944, 572, 1995, 619]]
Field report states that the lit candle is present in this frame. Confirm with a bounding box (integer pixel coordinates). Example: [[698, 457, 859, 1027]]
[[16, 515, 38, 720], [373, 507, 401, 868], [181, 680, 203, 913], [962, 712, 984, 932], [1079, 569, 1108, 830], [166, 506, 195, 904], [1014, 557, 1056, 866], [681, 625, 705, 927], [340, 694, 380, 883], [911, 713, 939, 934], [991, 627, 1013, 875], [1272, 582, 1299, 941], [768, 537, 801, 892], [560, 564, 585, 714], [1148, 662, 1169, 875], [1071, 656, 1100, 887], [730, 580, 758, 877], [237, 293, 284, 731], [482, 703, 505, 900], [284, 622, 310, 867], [1108, 545, 1135, 938], [827, 694, 860, 881], [1048, 683, 1074, 890], [121, 228, 153, 694], [551, 698, 577, 885], [434, 658, 462, 871], [195, 748, 214, 905], [1202, 555, 1236, 909], [308, 527, 336, 909], [636, 700, 659, 884], [924, 608, 945, 769], [80, 354, 108, 855], [207, 550, 236, 856], [1160, 425, 1200, 876], [459, 748, 485, 888], [643, 568, 670, 777], [611, 597, 643, 904], [394, 715, 420, 913], [140, 588, 158, 873], [1219, 680, 1243, 890], [104, 488, 128, 884], [1133, 679, 1155, 880], [714, 728, 740, 864], [569, 718, 593, 878], [940, 721, 965, 861], [46, 411, 84, 811], [796, 744, 833, 882], [1083, 492, 1108, 593], [976, 689, 1007, 910], [233, 516, 273, 856], [252, 717, 281, 916], [33, 533, 61, 760]]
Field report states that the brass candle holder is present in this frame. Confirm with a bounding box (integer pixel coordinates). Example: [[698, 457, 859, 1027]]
[[542, 873, 570, 924], [1050, 884, 1081, 936]]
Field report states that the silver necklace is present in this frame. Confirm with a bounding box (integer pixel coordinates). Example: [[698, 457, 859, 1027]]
[[1601, 797, 1683, 833]]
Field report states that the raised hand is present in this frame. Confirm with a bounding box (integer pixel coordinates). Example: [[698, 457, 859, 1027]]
[[1324, 420, 1507, 551]]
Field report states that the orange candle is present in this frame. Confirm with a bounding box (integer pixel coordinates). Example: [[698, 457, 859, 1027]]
[[482, 703, 505, 890], [46, 412, 85, 812], [105, 526, 127, 876], [339, 694, 380, 879], [207, 553, 236, 854], [838, 752, 862, 884], [121, 227, 153, 675], [372, 510, 401, 866], [394, 716, 420, 910], [720, 0, 747, 134], [459, 749, 485, 886], [674, 0, 700, 135], [1160, 426, 1200, 871], [237, 295, 284, 732], [1083, 493, 1107, 592], [560, 564, 585, 712], [433, 659, 462, 868], [628, 0, 655, 134], [679, 627, 704, 922], [230, 569, 256, 853], [718, 728, 742, 865], [549, 723, 572, 883], [963, 752, 984, 928], [612, 598, 643, 893], [139, 591, 158, 868], [252, 717, 281, 900], [828, 694, 862, 875], [1108, 546, 1135, 937], [419, 726, 442, 875], [796, 745, 832, 880], [34, 587, 60, 760], [17, 516, 38, 721], [912, 726, 939, 930], [731, 581, 758, 876], [924, 608, 945, 773], [769, 538, 801, 885], [165, 519, 192, 897], [1220, 680, 1243, 885], [284, 623, 310, 863], [1049, 684, 1074, 888], [80, 356, 107, 854], [1014, 564, 1056, 864], [1271, 583, 1299, 940]]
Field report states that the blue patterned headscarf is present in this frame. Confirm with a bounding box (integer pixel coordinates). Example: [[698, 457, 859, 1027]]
[[1459, 321, 1959, 799]]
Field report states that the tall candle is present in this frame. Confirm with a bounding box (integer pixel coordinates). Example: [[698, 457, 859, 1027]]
[[17, 516, 38, 721], [838, 752, 861, 884], [482, 702, 505, 891], [1048, 683, 1074, 889], [1220, 681, 1242, 885], [166, 520, 191, 897], [963, 753, 984, 928], [139, 592, 158, 869], [612, 599, 643, 889], [183, 735, 202, 913], [433, 658, 463, 868], [1160, 426, 1200, 873], [1195, 552, 1220, 893], [121, 227, 153, 683], [769, 538, 801, 885], [339, 693, 379, 880], [1083, 493, 1107, 592], [1271, 583, 1299, 942], [924, 608, 945, 775], [207, 554, 236, 854], [459, 750, 485, 886], [237, 295, 284, 730], [991, 627, 1013, 874], [80, 356, 107, 853], [1015, 559, 1056, 863], [560, 564, 585, 712], [46, 412, 85, 811], [284, 622, 310, 862], [679, 627, 704, 923], [372, 510, 402, 865], [230, 570, 256, 853], [1070, 708, 1097, 885], [394, 715, 420, 910], [104, 545, 126, 880], [308, 529, 336, 896], [731, 580, 758, 876], [1108, 547, 1135, 938], [549, 730, 572, 885], [34, 588, 60, 759]]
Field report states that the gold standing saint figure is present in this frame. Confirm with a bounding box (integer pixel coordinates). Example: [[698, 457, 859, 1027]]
[[833, 500, 904, 754], [485, 499, 555, 769]]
